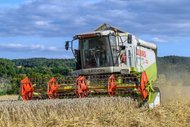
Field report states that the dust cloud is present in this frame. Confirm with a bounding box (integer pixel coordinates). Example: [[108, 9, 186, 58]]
[[156, 71, 190, 103]]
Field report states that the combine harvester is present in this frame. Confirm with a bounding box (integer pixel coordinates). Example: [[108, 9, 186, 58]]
[[20, 24, 160, 108]]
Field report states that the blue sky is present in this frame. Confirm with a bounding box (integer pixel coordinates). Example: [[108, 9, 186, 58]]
[[0, 0, 189, 59]]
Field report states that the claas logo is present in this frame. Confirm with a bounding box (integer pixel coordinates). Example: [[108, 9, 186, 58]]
[[136, 49, 146, 57]]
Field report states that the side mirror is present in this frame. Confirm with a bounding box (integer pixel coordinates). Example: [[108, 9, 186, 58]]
[[128, 34, 132, 44], [65, 41, 69, 50]]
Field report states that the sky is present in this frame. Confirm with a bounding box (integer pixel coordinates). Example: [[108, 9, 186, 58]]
[[0, 0, 190, 59]]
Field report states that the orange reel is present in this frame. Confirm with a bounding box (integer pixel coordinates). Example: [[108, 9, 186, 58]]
[[108, 74, 117, 96], [20, 77, 34, 101], [76, 76, 88, 98], [47, 77, 59, 99], [139, 71, 149, 100]]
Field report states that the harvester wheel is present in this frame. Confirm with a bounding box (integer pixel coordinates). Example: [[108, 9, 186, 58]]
[[20, 77, 34, 101], [108, 74, 117, 96], [76, 76, 88, 98], [47, 77, 59, 99]]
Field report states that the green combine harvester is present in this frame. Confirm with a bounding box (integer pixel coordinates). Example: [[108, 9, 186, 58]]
[[20, 24, 160, 108]]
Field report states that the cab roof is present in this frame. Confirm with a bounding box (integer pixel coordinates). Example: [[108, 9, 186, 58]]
[[95, 23, 124, 33]]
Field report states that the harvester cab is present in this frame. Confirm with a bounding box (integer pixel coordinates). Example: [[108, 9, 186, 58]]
[[20, 24, 160, 108], [64, 23, 160, 108]]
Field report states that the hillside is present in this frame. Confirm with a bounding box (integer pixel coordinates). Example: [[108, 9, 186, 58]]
[[158, 56, 190, 74], [13, 58, 75, 76]]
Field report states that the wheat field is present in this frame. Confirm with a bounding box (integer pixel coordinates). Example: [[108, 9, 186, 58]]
[[0, 76, 190, 127], [0, 97, 190, 127]]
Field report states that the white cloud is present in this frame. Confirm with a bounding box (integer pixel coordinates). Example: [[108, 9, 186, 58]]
[[35, 20, 49, 26], [152, 37, 167, 43], [47, 46, 58, 51], [74, 17, 87, 25], [0, 43, 62, 52], [7, 43, 25, 48]]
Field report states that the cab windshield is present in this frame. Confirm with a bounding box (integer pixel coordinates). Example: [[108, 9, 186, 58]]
[[81, 36, 113, 69]]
